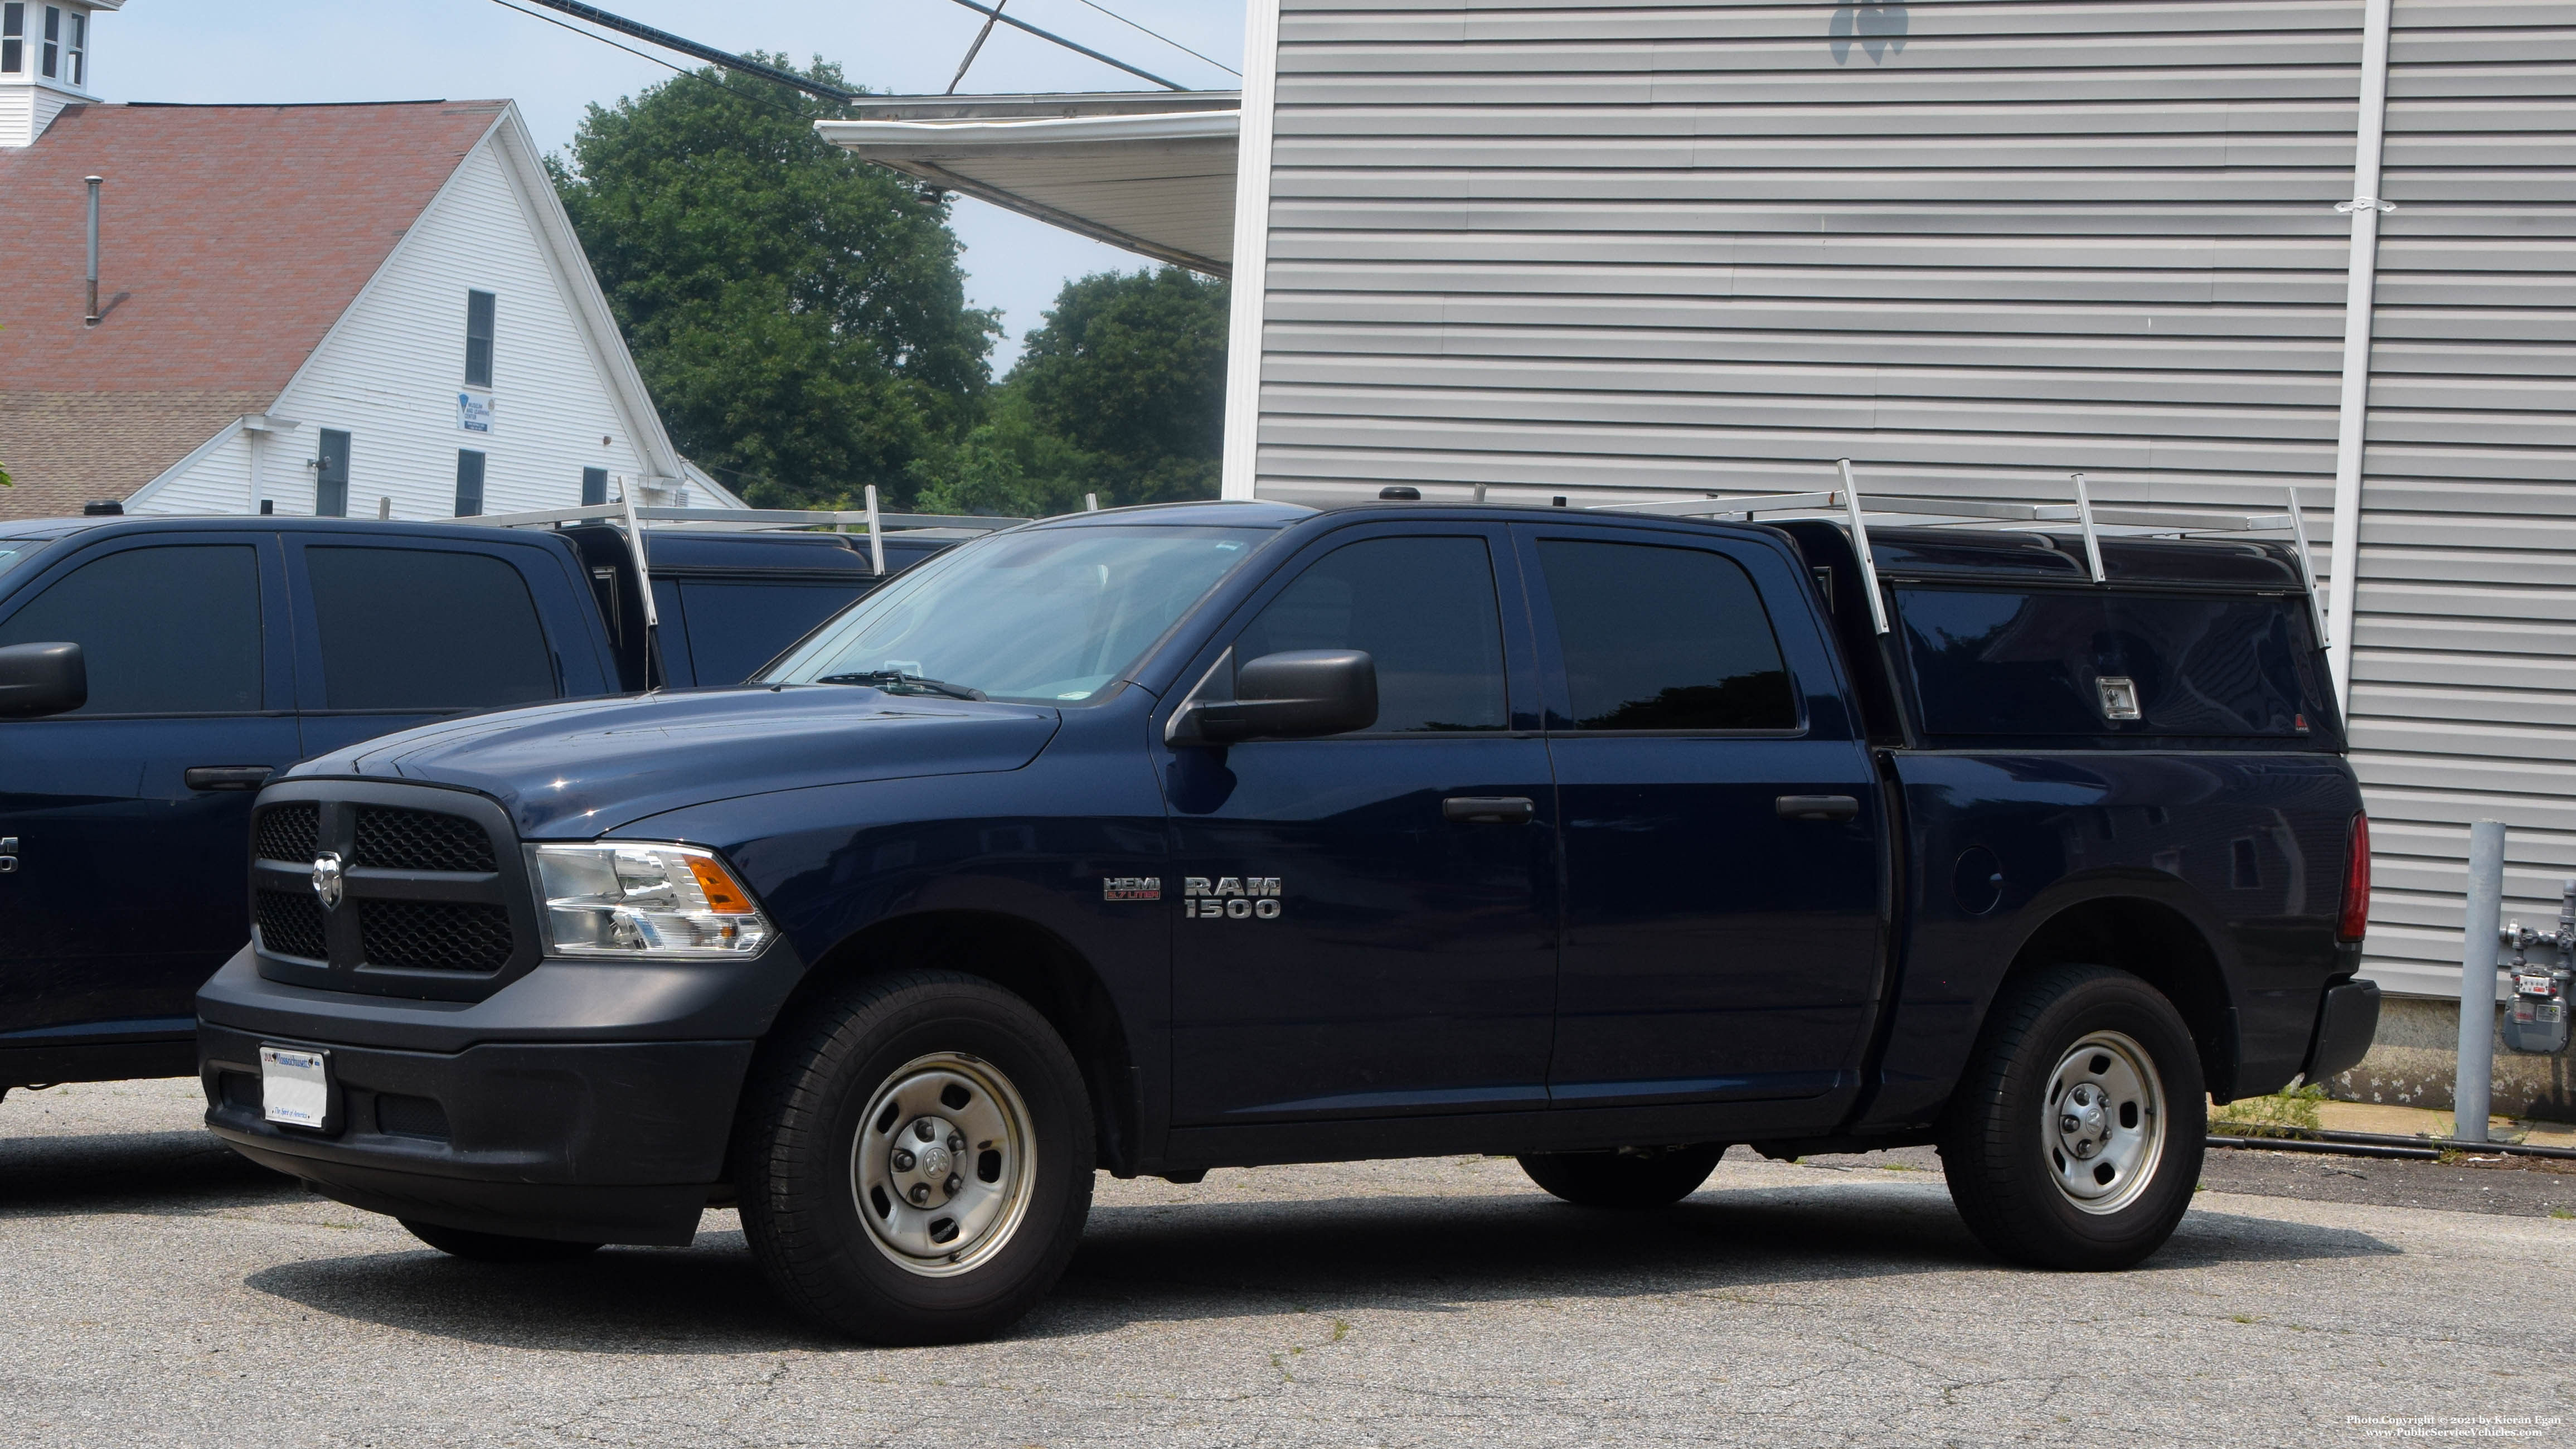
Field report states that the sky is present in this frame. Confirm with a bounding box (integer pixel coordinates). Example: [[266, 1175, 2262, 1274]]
[[95, 0, 1246, 369]]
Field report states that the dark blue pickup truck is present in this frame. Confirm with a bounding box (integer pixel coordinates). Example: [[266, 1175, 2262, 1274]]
[[193, 497, 2378, 1344], [0, 513, 949, 1092]]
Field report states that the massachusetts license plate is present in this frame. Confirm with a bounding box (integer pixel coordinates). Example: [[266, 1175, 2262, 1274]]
[[259, 1045, 330, 1128]]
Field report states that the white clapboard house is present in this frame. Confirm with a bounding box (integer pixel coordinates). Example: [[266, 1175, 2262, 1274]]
[[0, 3, 739, 521], [820, 0, 2576, 1103]]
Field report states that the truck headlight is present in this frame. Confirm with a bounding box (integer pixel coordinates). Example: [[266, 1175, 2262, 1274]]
[[530, 842, 772, 958]]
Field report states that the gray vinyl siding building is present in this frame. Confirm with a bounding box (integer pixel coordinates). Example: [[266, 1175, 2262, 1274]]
[[1233, 0, 2576, 1011]]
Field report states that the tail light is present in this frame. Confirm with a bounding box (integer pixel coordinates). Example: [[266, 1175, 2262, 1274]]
[[2337, 813, 2371, 943]]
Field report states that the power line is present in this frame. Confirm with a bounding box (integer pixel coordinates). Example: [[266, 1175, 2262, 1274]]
[[521, 0, 864, 101], [936, 0, 1182, 90], [1064, 0, 1239, 78], [484, 0, 841, 126]]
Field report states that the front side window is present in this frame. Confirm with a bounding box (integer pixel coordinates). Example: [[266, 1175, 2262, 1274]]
[[1231, 534, 1507, 733], [681, 580, 865, 686], [767, 524, 1273, 704], [463, 289, 496, 387], [305, 547, 554, 711], [0, 545, 261, 714], [454, 449, 486, 517], [1537, 538, 1797, 731], [3, 5, 25, 75]]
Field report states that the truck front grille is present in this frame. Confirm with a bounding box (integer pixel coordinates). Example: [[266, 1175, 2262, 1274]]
[[255, 889, 328, 960], [254, 805, 319, 864], [354, 807, 498, 874], [358, 899, 516, 973]]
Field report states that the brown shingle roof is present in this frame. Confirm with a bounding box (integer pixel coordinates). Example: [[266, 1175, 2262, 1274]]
[[0, 100, 508, 520]]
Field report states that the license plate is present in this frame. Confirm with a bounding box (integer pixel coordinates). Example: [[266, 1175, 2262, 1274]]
[[259, 1045, 331, 1128]]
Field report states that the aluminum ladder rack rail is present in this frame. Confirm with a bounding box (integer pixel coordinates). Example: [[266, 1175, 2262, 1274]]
[[1587, 461, 2326, 644]]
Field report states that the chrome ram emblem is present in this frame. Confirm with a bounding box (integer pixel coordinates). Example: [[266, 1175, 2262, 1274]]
[[311, 851, 345, 911]]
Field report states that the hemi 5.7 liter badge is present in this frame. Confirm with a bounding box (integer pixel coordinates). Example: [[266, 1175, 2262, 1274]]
[[1185, 876, 1283, 919], [1102, 877, 1162, 902]]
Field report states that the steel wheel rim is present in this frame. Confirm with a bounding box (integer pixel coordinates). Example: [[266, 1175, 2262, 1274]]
[[2040, 1029, 2166, 1216], [850, 1051, 1036, 1277]]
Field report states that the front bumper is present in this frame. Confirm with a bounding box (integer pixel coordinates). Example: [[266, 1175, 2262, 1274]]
[[197, 946, 791, 1246]]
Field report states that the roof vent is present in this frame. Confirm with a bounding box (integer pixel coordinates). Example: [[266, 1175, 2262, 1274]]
[[1377, 486, 1421, 501], [82, 500, 124, 516]]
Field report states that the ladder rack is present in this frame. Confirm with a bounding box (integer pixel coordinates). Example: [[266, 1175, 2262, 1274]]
[[1588, 461, 2326, 643]]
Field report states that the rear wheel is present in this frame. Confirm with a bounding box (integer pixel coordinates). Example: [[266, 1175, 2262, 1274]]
[[401, 1219, 603, 1263], [736, 970, 1094, 1345], [1517, 1143, 1727, 1209], [1940, 963, 2206, 1270]]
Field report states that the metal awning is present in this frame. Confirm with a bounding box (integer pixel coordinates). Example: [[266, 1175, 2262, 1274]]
[[814, 91, 1241, 277]]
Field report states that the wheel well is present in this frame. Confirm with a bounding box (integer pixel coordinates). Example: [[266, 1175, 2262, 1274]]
[[2002, 897, 2239, 1101], [771, 910, 1144, 1174]]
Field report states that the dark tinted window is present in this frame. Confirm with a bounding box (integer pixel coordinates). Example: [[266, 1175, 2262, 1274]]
[[1896, 587, 2322, 738], [680, 580, 865, 685], [307, 547, 555, 711], [1235, 535, 1507, 733], [0, 544, 261, 713], [1537, 539, 1796, 731], [453, 450, 486, 518], [464, 289, 496, 388]]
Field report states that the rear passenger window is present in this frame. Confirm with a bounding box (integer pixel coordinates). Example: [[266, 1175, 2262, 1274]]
[[680, 580, 864, 686], [1895, 587, 2323, 739], [1536, 539, 1797, 731], [0, 545, 261, 714], [306, 547, 555, 711], [1234, 535, 1507, 733]]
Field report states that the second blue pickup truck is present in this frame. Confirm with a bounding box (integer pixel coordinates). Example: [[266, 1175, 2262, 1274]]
[[195, 495, 2378, 1343]]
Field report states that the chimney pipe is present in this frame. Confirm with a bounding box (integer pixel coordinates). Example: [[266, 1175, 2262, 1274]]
[[83, 175, 101, 326]]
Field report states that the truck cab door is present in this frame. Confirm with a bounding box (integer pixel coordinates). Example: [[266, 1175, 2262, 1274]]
[[286, 536, 600, 758], [0, 534, 300, 1060], [1161, 522, 1558, 1126], [1511, 523, 1886, 1110]]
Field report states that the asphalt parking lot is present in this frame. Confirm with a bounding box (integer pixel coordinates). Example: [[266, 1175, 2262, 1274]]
[[5, 1080, 2573, 1448]]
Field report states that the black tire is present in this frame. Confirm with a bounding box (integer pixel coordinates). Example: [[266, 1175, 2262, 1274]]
[[401, 1219, 604, 1263], [736, 970, 1094, 1345], [1939, 963, 2207, 1271], [1516, 1143, 1728, 1209]]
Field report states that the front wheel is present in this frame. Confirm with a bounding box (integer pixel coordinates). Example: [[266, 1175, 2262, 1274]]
[[736, 970, 1094, 1345], [1940, 964, 2206, 1271], [1517, 1143, 1728, 1209]]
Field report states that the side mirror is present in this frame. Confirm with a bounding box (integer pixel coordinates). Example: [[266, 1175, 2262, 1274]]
[[0, 642, 85, 720], [1170, 650, 1377, 745]]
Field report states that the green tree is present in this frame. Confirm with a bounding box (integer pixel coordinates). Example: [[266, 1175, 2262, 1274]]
[[919, 267, 1228, 517], [551, 60, 996, 508]]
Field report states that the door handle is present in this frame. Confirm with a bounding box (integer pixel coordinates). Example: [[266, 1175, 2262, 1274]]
[[184, 765, 275, 792], [1443, 796, 1535, 825], [1776, 794, 1860, 822]]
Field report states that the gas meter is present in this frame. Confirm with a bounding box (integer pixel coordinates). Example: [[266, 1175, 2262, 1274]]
[[2497, 879, 2576, 1055]]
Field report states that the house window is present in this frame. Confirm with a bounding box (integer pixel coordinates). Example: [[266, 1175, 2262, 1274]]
[[39, 3, 57, 79], [64, 5, 79, 85], [463, 289, 496, 388], [314, 429, 351, 517], [581, 466, 608, 507], [454, 449, 486, 517], [3, 6, 23, 76]]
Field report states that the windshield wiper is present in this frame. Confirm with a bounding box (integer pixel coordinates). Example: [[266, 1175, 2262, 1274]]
[[816, 671, 988, 701]]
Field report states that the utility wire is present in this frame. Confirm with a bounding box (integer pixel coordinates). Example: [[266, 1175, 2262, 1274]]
[[523, 0, 864, 101], [937, 0, 1183, 90], [485, 0, 841, 125], [1064, 0, 1238, 77]]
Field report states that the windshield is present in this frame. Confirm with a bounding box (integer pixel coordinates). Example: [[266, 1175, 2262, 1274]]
[[0, 539, 51, 584], [763, 524, 1274, 704]]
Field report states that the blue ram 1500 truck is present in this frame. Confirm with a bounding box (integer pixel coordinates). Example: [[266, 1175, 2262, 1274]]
[[193, 498, 2379, 1344], [0, 512, 952, 1092]]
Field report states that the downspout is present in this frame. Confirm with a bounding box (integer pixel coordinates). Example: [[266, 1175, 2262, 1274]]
[[2325, 0, 2396, 707], [1218, 0, 1283, 501]]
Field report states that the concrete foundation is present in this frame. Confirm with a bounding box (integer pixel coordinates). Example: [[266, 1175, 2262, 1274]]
[[2323, 995, 2576, 1122]]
